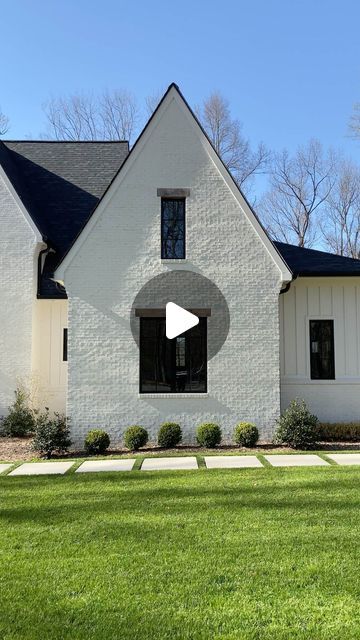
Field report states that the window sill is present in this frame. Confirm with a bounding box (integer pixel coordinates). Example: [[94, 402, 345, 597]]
[[139, 393, 209, 399], [161, 259, 188, 264], [281, 377, 360, 385]]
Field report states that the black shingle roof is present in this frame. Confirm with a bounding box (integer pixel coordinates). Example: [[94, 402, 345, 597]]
[[275, 242, 360, 276], [0, 140, 129, 297]]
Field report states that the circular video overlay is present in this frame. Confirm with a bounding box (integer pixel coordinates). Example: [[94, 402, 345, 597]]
[[130, 270, 230, 360]]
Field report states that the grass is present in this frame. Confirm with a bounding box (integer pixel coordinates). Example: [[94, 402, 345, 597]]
[[1, 467, 360, 639]]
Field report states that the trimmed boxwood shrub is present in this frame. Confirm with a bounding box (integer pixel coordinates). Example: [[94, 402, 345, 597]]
[[32, 410, 72, 459], [196, 423, 222, 448], [84, 429, 110, 455], [1, 387, 36, 437], [234, 422, 259, 447], [275, 399, 319, 449], [318, 422, 360, 442], [124, 425, 148, 450], [158, 422, 182, 448]]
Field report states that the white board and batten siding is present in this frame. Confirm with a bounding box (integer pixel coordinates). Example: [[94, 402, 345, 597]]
[[280, 277, 360, 422]]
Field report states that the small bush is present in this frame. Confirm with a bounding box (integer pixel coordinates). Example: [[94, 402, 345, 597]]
[[318, 422, 360, 442], [158, 422, 182, 448], [124, 425, 148, 450], [1, 387, 36, 437], [275, 399, 319, 449], [84, 429, 110, 455], [196, 423, 222, 448], [234, 422, 259, 447], [32, 410, 71, 458]]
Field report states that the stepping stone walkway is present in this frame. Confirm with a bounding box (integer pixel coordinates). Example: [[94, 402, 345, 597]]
[[0, 463, 13, 474], [205, 456, 263, 469], [264, 454, 329, 467], [141, 457, 198, 471], [2, 453, 360, 476], [76, 459, 136, 473], [326, 453, 360, 465], [9, 461, 74, 476]]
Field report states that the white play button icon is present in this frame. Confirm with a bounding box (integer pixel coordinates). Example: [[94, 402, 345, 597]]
[[166, 302, 199, 339]]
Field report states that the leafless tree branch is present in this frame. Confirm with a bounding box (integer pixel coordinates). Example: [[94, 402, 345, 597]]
[[0, 107, 10, 136], [43, 91, 139, 144], [321, 157, 360, 258], [259, 139, 334, 247], [196, 92, 269, 194]]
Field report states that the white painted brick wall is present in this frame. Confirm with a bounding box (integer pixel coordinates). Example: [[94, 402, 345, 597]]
[[0, 173, 38, 415], [63, 97, 283, 446]]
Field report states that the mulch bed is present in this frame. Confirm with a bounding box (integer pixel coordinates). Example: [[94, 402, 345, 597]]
[[1, 436, 360, 462]]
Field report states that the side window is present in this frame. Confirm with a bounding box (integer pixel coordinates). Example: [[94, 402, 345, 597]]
[[161, 198, 185, 259], [63, 328, 68, 362], [310, 320, 335, 379]]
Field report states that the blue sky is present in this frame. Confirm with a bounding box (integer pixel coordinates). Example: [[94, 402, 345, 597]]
[[2, 0, 360, 163]]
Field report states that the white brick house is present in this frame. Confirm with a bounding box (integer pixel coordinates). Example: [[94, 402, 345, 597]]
[[1, 84, 360, 445]]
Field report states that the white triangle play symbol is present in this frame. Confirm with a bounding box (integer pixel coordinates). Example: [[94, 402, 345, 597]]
[[166, 302, 199, 339]]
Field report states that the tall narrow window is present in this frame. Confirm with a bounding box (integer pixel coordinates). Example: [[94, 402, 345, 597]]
[[63, 328, 68, 362], [140, 317, 206, 393], [310, 320, 335, 379], [161, 198, 185, 259]]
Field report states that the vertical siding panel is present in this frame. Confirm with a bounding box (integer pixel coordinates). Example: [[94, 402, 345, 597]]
[[332, 285, 345, 377], [283, 286, 296, 376], [344, 285, 357, 376], [357, 286, 360, 376], [295, 284, 307, 376], [60, 303, 68, 387], [49, 302, 56, 387], [308, 285, 320, 316], [279, 296, 285, 376], [320, 286, 332, 316]]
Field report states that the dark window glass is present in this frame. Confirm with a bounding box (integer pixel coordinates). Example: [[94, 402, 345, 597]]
[[63, 328, 68, 362], [140, 317, 206, 393], [310, 320, 335, 379], [161, 198, 185, 259]]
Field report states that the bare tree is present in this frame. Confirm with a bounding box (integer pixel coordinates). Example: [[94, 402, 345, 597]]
[[145, 89, 165, 117], [196, 92, 269, 192], [0, 107, 10, 136], [260, 139, 334, 247], [322, 158, 360, 258], [44, 90, 139, 144], [349, 102, 360, 139]]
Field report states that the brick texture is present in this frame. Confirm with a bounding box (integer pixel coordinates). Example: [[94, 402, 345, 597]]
[[0, 174, 38, 414], [63, 96, 283, 446]]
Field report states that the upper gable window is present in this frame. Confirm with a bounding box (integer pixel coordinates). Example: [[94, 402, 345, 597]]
[[161, 198, 185, 259]]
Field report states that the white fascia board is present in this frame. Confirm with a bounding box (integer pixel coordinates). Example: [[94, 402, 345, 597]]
[[55, 85, 292, 284], [0, 165, 42, 242]]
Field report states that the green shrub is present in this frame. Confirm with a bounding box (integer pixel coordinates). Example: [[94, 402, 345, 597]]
[[84, 429, 110, 455], [1, 387, 36, 437], [234, 422, 259, 447], [318, 422, 360, 442], [158, 422, 182, 448], [275, 399, 319, 449], [196, 423, 222, 448], [32, 410, 72, 458], [124, 425, 148, 450]]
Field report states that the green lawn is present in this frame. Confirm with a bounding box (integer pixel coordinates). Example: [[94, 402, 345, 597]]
[[1, 467, 360, 639]]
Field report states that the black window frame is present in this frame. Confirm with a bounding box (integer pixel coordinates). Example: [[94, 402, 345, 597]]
[[309, 319, 335, 380], [139, 317, 207, 394], [63, 328, 68, 362], [161, 197, 186, 259]]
